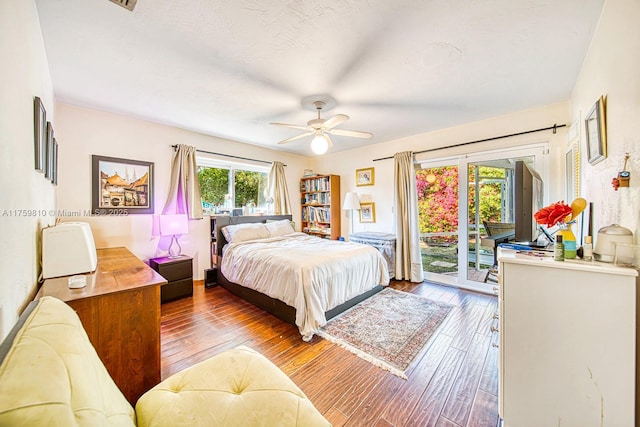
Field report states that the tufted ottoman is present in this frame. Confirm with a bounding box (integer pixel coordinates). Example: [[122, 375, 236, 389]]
[[136, 346, 330, 427]]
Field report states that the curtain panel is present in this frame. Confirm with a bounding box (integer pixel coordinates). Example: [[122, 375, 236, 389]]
[[163, 144, 203, 219], [394, 151, 424, 282], [268, 161, 291, 215]]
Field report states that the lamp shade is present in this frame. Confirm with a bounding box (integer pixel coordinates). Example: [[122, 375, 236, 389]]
[[159, 214, 189, 236], [310, 134, 329, 155], [342, 192, 361, 210]]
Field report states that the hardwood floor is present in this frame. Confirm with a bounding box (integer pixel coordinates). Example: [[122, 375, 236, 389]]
[[161, 280, 500, 427]]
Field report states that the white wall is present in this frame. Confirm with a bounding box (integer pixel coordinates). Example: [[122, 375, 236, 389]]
[[571, 0, 640, 239], [310, 102, 570, 239], [0, 0, 56, 339], [54, 103, 309, 279]]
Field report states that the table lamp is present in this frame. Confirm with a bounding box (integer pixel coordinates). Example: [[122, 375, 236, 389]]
[[160, 214, 189, 258]]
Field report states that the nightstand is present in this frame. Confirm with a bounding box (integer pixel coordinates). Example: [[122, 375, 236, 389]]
[[149, 255, 193, 303]]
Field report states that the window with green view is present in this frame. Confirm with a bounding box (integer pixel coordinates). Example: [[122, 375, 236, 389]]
[[197, 162, 268, 214]]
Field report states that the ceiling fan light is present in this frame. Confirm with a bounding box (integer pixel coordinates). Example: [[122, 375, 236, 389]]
[[310, 134, 329, 154]]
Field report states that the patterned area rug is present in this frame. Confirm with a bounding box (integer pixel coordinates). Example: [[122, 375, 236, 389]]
[[318, 287, 452, 379]]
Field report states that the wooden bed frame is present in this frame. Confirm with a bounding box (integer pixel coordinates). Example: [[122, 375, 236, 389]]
[[212, 214, 384, 327]]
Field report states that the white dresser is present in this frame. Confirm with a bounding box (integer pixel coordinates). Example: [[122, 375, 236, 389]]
[[498, 251, 639, 427]]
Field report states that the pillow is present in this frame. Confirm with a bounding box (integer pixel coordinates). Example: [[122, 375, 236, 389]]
[[266, 219, 296, 229], [222, 223, 270, 243], [265, 219, 295, 237]]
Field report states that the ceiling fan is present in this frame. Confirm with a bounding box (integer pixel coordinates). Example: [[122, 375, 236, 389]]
[[270, 100, 373, 154]]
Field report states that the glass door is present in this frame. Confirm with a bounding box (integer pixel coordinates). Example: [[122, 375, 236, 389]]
[[416, 160, 460, 287], [417, 145, 548, 293], [467, 158, 518, 286]]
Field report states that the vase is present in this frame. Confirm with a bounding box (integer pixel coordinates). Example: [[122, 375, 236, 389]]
[[558, 223, 577, 259]]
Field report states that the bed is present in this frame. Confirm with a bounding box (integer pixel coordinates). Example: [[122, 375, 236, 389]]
[[213, 215, 389, 341]]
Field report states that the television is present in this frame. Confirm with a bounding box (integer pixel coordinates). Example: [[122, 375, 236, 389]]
[[514, 160, 544, 245]]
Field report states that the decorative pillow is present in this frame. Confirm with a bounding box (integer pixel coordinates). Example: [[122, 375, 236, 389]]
[[265, 219, 295, 237], [222, 223, 270, 243]]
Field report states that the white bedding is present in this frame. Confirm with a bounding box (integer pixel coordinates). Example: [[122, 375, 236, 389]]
[[220, 232, 390, 340]]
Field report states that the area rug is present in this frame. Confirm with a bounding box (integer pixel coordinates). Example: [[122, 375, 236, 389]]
[[317, 287, 453, 379]]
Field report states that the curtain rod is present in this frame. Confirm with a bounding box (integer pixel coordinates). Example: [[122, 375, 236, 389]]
[[372, 123, 567, 162], [170, 145, 285, 166]]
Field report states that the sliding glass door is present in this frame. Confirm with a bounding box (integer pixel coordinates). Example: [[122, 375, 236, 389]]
[[416, 162, 460, 283], [417, 145, 548, 293]]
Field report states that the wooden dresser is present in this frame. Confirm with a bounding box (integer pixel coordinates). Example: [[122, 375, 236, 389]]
[[39, 247, 167, 404]]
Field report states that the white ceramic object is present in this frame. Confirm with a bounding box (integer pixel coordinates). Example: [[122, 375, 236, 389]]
[[594, 224, 634, 262]]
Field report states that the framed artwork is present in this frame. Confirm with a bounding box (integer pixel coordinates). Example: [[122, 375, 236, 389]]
[[45, 122, 54, 180], [92, 155, 154, 214], [33, 97, 46, 172], [359, 202, 376, 223], [585, 96, 607, 165], [52, 139, 58, 185], [356, 167, 375, 186]]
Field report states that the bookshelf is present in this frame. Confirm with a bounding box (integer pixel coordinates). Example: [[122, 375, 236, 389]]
[[300, 174, 341, 240]]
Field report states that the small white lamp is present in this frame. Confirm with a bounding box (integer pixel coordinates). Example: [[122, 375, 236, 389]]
[[342, 192, 360, 237], [159, 213, 189, 258]]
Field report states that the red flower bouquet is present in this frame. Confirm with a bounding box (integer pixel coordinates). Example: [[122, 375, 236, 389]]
[[534, 201, 573, 228]]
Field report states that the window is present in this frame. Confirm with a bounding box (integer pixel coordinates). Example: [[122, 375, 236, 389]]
[[197, 157, 269, 215]]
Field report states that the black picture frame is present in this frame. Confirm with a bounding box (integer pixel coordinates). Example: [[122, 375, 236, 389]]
[[45, 122, 54, 180], [33, 97, 46, 172], [91, 155, 154, 214], [585, 96, 607, 165], [52, 139, 58, 186]]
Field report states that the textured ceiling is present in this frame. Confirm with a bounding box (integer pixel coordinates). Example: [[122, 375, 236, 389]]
[[35, 0, 604, 157]]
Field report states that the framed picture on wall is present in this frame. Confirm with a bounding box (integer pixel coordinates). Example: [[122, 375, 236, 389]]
[[356, 167, 375, 186], [91, 155, 154, 214], [45, 122, 54, 180], [585, 96, 607, 165], [359, 202, 376, 223], [51, 139, 58, 186], [33, 97, 46, 172]]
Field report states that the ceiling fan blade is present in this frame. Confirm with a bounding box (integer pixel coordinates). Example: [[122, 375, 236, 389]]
[[276, 132, 314, 145], [322, 114, 349, 130], [328, 128, 373, 139], [270, 122, 313, 131]]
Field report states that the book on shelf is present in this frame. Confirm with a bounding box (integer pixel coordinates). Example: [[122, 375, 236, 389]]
[[303, 192, 331, 205], [302, 176, 331, 193], [302, 206, 331, 222], [303, 225, 331, 235]]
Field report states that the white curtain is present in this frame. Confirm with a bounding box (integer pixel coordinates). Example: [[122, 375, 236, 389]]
[[267, 161, 291, 215], [394, 151, 424, 282], [163, 144, 203, 219]]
